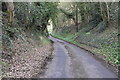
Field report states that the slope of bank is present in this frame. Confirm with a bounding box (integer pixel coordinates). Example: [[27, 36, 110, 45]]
[[51, 26, 119, 75], [1, 11, 53, 78], [51, 3, 119, 73]]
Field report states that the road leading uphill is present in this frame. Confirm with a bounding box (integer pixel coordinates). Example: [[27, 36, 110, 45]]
[[43, 36, 118, 78]]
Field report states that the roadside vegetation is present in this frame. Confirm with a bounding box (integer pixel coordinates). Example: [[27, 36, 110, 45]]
[[51, 2, 119, 73], [1, 2, 58, 78], [1, 1, 119, 78]]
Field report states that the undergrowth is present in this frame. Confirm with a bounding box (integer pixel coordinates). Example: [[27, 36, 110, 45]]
[[52, 27, 119, 67]]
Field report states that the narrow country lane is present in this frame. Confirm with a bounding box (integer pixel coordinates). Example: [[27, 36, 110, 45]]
[[43, 36, 118, 78], [2, 2, 119, 79], [43, 41, 72, 78]]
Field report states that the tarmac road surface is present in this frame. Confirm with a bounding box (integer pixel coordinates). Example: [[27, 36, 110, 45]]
[[43, 36, 118, 78]]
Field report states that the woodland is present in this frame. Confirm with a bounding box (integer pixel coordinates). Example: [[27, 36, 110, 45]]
[[0, 1, 119, 78]]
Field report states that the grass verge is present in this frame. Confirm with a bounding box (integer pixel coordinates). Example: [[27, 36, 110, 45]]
[[51, 32, 119, 75]]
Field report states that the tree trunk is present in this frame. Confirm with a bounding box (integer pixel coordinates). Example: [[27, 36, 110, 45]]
[[105, 2, 110, 22], [75, 4, 79, 32], [7, 1, 14, 25]]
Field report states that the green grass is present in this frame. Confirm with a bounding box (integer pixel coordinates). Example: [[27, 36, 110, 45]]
[[41, 36, 51, 45], [51, 28, 119, 67], [0, 60, 7, 66]]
